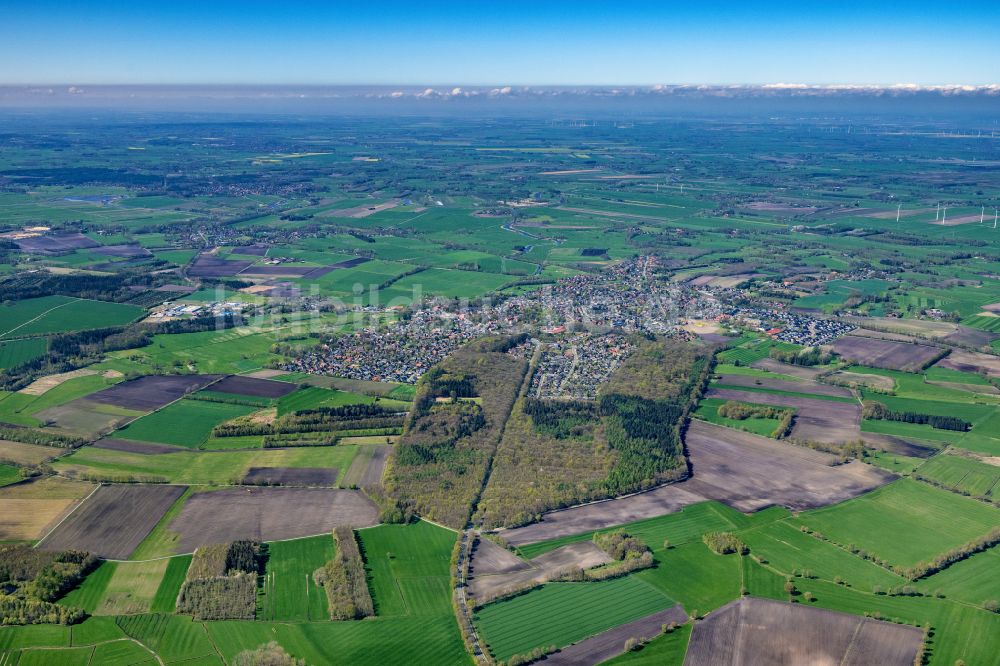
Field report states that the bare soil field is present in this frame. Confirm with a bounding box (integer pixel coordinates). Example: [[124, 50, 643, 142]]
[[706, 387, 861, 444], [545, 605, 689, 666], [353, 443, 391, 489], [715, 374, 852, 398], [848, 327, 921, 343], [0, 476, 95, 541], [688, 274, 763, 288], [242, 466, 337, 486], [238, 265, 318, 278], [847, 316, 998, 348], [944, 326, 999, 348], [749, 358, 825, 380], [154, 284, 197, 294], [18, 368, 98, 396], [685, 597, 922, 666], [86, 374, 222, 411], [244, 369, 287, 379], [37, 484, 186, 559], [230, 245, 269, 256], [0, 439, 63, 465], [469, 538, 531, 577], [928, 213, 983, 226], [863, 207, 932, 219], [33, 403, 132, 439], [826, 370, 896, 392], [170, 487, 379, 552], [92, 244, 151, 258], [830, 335, 942, 372], [935, 349, 1000, 378], [290, 374, 400, 396], [469, 541, 612, 602], [927, 379, 1000, 394], [93, 438, 186, 455], [503, 421, 891, 546], [15, 233, 99, 254], [187, 254, 255, 277], [209, 375, 297, 398], [680, 421, 888, 512]]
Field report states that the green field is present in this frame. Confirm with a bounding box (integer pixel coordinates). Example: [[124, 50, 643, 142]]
[[914, 544, 1000, 606], [0, 463, 20, 487], [961, 313, 1000, 332], [53, 443, 357, 485], [693, 397, 785, 437], [58, 562, 118, 614], [738, 520, 904, 590], [118, 326, 284, 375], [95, 559, 170, 615], [0, 373, 126, 427], [382, 267, 512, 301], [516, 501, 772, 560], [151, 555, 192, 613], [915, 454, 1000, 499], [636, 541, 741, 613], [603, 623, 691, 666], [0, 337, 48, 369], [206, 520, 468, 665], [0, 296, 145, 339], [275, 386, 376, 416], [792, 479, 1000, 569], [114, 399, 256, 448], [258, 535, 333, 622], [793, 279, 890, 311], [475, 577, 675, 662]]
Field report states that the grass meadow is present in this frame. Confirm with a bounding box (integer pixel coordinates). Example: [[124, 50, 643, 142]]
[[791, 479, 1000, 569], [0, 296, 144, 339], [474, 577, 675, 662], [114, 399, 257, 448]]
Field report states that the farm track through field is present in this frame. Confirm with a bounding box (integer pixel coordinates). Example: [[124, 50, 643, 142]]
[[0, 297, 79, 339]]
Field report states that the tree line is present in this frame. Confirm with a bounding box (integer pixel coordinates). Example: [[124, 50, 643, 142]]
[[312, 527, 373, 620], [863, 401, 970, 431]]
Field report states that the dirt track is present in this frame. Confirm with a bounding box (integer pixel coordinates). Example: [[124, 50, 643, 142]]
[[685, 597, 923, 666], [502, 421, 892, 546]]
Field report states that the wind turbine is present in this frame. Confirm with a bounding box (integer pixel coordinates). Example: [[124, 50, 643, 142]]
[[942, 206, 948, 224], [982, 206, 986, 224], [896, 203, 902, 223], [935, 202, 941, 221], [995, 209, 998, 230]]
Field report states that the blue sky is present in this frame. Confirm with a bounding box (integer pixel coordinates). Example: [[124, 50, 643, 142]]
[[2, 1, 997, 85]]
